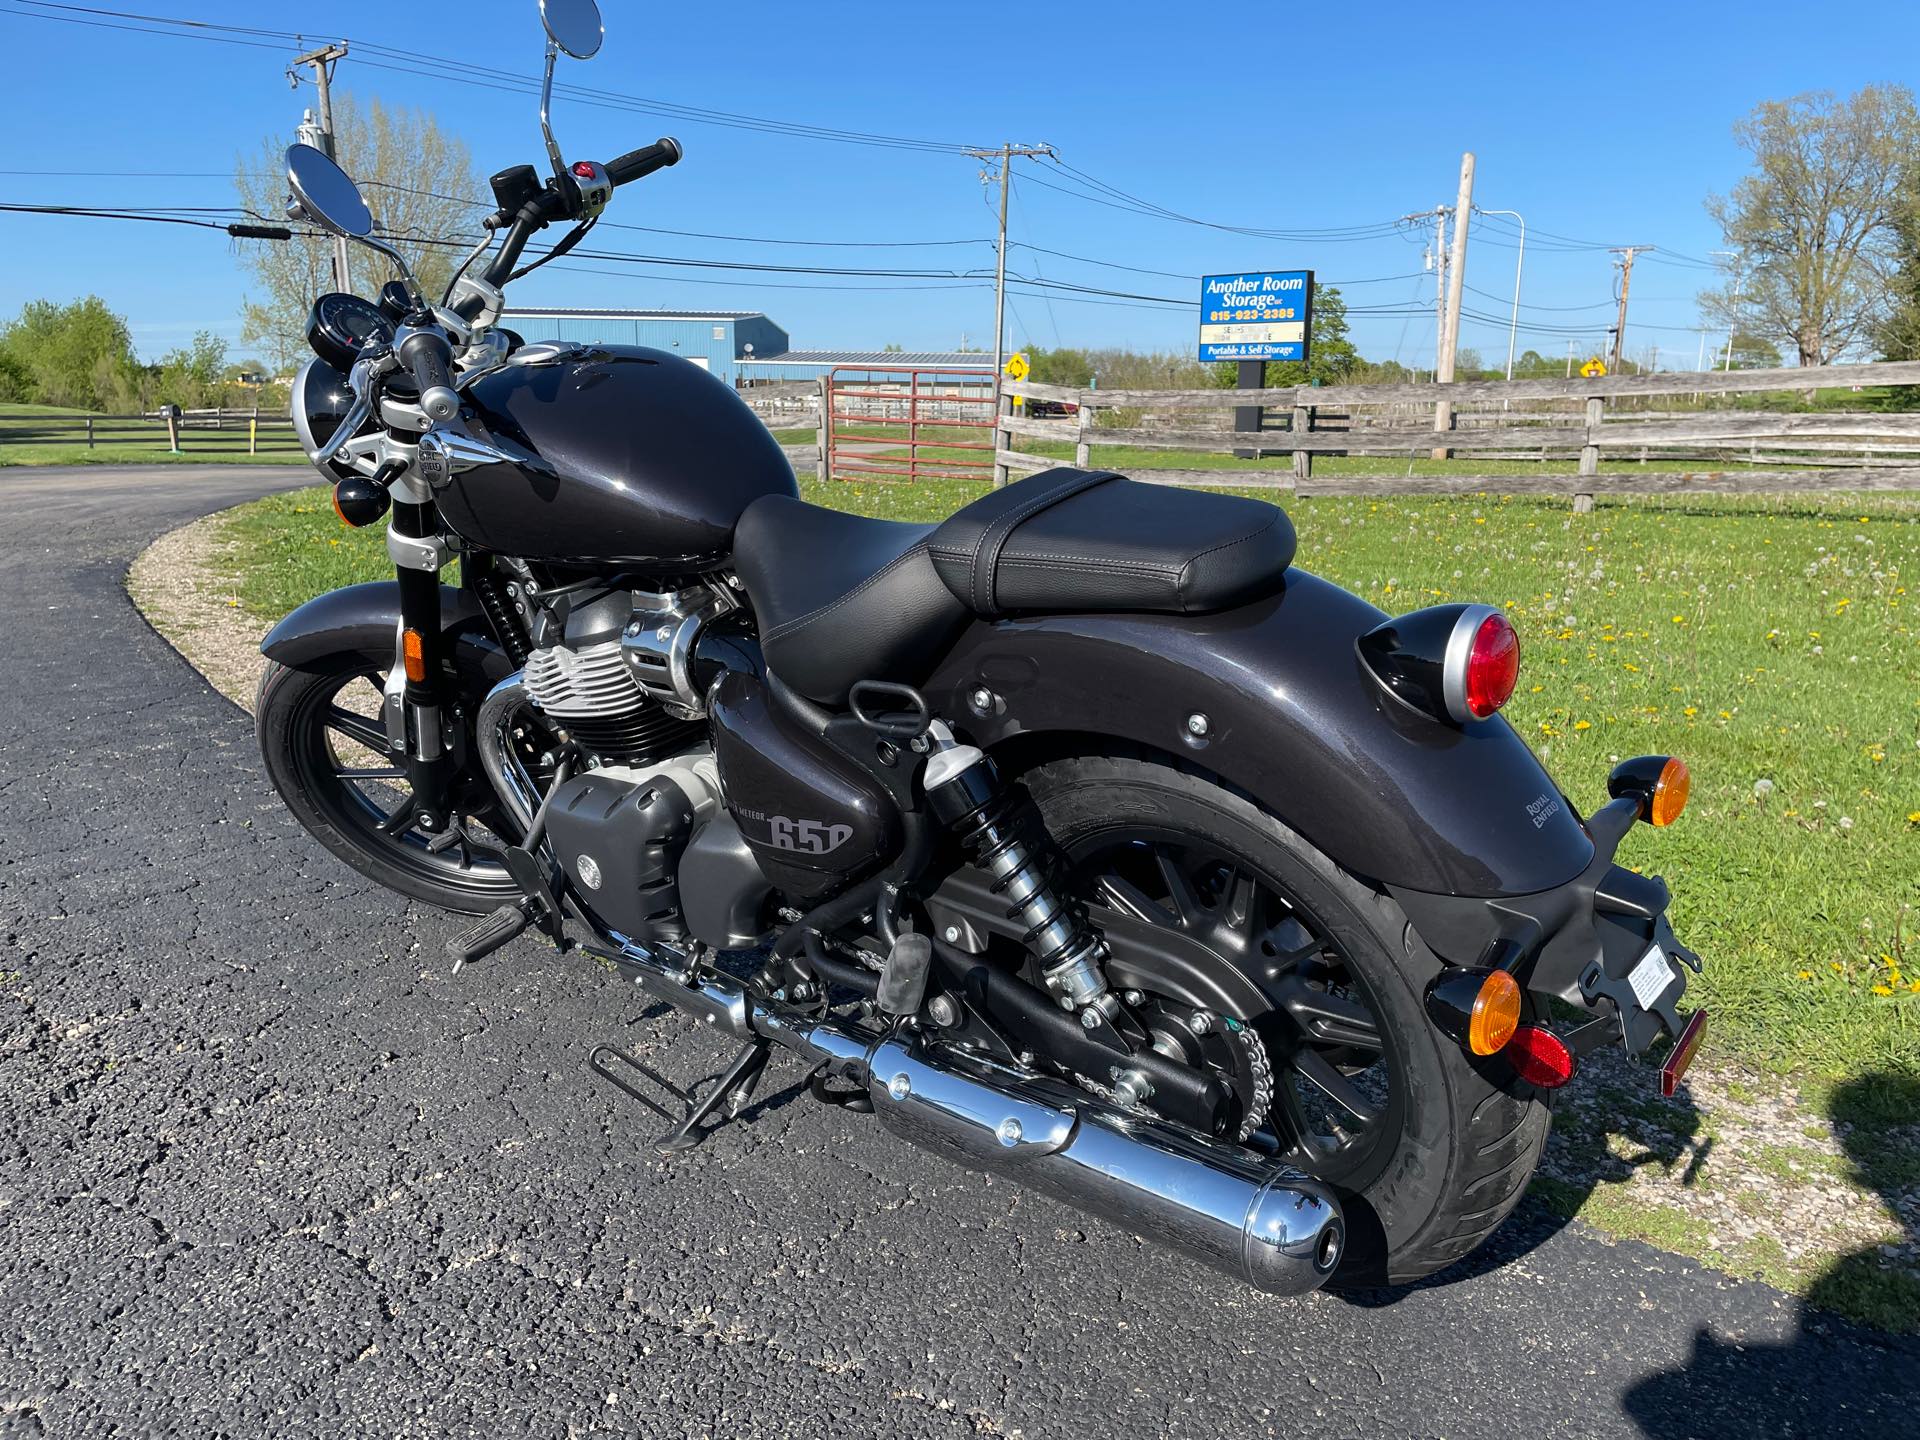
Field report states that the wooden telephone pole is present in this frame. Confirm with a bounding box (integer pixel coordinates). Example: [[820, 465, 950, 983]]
[[965, 142, 1056, 425], [1607, 246, 1653, 372], [291, 42, 353, 294], [1432, 152, 1475, 459]]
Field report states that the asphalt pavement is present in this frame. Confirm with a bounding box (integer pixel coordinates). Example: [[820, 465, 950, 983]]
[[0, 465, 1911, 1439]]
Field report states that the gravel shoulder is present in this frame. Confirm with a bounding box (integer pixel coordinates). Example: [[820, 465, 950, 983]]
[[129, 499, 1920, 1335]]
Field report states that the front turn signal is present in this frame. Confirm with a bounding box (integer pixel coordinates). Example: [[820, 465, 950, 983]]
[[332, 473, 391, 528], [1608, 755, 1690, 827]]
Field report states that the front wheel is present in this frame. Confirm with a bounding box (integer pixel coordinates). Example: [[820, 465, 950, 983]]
[[255, 658, 524, 914], [1022, 750, 1552, 1286]]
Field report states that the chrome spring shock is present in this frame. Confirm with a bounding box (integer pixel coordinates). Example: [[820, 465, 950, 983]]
[[923, 737, 1114, 1014], [473, 572, 532, 667]]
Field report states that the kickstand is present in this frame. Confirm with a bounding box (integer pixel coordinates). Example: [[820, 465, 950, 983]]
[[588, 1038, 773, 1155]]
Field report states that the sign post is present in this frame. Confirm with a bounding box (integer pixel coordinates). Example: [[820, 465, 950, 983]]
[[1200, 269, 1313, 459]]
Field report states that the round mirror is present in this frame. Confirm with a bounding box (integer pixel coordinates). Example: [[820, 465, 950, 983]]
[[539, 0, 603, 58], [285, 143, 372, 238]]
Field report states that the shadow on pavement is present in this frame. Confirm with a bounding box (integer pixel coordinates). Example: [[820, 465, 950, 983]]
[[1621, 1071, 1920, 1439]]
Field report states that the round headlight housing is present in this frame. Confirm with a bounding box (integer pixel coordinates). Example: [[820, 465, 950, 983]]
[[289, 355, 361, 480]]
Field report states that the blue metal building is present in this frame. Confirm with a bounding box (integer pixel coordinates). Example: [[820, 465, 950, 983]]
[[502, 308, 790, 389], [502, 307, 988, 388]]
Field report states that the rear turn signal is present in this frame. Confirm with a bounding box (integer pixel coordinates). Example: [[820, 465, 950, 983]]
[[1425, 966, 1523, 1058], [1504, 1024, 1576, 1089], [1608, 755, 1690, 827]]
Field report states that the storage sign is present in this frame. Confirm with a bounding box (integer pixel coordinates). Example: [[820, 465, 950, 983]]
[[1198, 270, 1313, 363]]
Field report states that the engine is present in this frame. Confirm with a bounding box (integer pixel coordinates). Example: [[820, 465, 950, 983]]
[[519, 584, 728, 768], [502, 577, 776, 952]]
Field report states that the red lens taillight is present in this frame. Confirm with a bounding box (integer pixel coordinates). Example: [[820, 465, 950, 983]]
[[1505, 1023, 1576, 1089], [1463, 612, 1519, 719]]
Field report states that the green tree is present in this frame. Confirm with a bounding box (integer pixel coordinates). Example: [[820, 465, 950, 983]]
[[1021, 345, 1094, 386], [150, 332, 230, 409], [233, 94, 481, 372], [0, 296, 139, 409], [1700, 86, 1920, 366], [1208, 284, 1359, 389], [1724, 331, 1783, 369]]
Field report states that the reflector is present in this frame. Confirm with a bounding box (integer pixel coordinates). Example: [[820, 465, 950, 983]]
[[1660, 1009, 1708, 1097], [402, 628, 427, 683], [1505, 1024, 1576, 1088]]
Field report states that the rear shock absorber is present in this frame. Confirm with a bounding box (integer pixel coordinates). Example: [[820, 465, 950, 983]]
[[922, 733, 1116, 1016]]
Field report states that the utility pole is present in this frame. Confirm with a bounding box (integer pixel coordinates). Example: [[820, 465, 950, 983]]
[[1566, 339, 1575, 377], [291, 42, 353, 294], [965, 142, 1055, 430], [1433, 151, 1475, 459], [1607, 245, 1652, 372]]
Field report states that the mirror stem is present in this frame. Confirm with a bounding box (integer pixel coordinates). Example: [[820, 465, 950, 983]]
[[538, 40, 567, 179]]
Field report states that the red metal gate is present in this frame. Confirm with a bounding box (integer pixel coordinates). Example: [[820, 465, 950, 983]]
[[823, 365, 995, 483]]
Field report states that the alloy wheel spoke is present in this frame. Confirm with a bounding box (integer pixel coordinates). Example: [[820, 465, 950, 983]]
[[1271, 972, 1383, 1051], [1153, 847, 1201, 926], [1292, 1048, 1383, 1126], [324, 704, 391, 755], [1095, 872, 1176, 926]]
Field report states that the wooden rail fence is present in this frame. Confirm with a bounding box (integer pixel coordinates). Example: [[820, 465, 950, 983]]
[[1, 406, 302, 457], [991, 360, 1920, 506]]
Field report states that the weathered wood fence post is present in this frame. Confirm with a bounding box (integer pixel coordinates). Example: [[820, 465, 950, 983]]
[[1074, 393, 1094, 469], [86, 417, 95, 450], [1575, 394, 1602, 512], [1291, 403, 1313, 483], [815, 376, 830, 483], [993, 389, 1012, 488]]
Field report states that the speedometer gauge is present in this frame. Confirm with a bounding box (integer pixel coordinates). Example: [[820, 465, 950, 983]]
[[305, 291, 394, 369]]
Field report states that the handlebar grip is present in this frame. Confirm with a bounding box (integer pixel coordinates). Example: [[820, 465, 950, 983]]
[[605, 137, 683, 187], [397, 326, 459, 423], [227, 223, 293, 240]]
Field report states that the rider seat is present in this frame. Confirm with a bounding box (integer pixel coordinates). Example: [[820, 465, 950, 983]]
[[731, 467, 1296, 706]]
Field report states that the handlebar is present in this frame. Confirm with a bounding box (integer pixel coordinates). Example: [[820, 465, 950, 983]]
[[606, 137, 682, 187], [397, 324, 459, 423]]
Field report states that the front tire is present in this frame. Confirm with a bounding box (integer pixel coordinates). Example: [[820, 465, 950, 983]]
[[1022, 750, 1551, 1286], [256, 658, 523, 915]]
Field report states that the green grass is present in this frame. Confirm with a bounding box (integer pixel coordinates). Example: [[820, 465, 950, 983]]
[[214, 477, 1920, 1090], [0, 442, 307, 466]]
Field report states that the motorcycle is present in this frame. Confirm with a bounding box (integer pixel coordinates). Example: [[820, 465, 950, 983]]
[[258, 0, 1709, 1295]]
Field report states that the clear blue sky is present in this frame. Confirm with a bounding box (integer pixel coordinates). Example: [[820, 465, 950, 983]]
[[3, 0, 1917, 369]]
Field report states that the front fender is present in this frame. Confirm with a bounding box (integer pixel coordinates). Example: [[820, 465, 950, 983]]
[[259, 580, 511, 689], [922, 569, 1594, 899]]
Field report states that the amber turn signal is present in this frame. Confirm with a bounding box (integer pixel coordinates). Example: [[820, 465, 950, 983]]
[[401, 628, 427, 683], [1607, 754, 1690, 827], [331, 473, 391, 528], [1425, 966, 1523, 1058]]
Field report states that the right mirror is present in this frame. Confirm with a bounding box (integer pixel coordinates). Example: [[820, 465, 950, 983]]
[[539, 0, 603, 59], [285, 143, 373, 238]]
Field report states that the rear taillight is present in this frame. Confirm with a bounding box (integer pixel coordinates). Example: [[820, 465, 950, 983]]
[[1357, 603, 1521, 726], [1462, 611, 1519, 720]]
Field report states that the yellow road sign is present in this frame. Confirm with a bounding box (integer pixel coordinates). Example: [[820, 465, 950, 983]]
[[1005, 352, 1029, 381], [1580, 358, 1608, 379]]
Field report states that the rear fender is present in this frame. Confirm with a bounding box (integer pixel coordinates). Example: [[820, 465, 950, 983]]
[[259, 580, 511, 691], [922, 568, 1594, 900]]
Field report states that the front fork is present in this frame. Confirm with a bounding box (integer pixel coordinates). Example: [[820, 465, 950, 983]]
[[385, 494, 461, 833]]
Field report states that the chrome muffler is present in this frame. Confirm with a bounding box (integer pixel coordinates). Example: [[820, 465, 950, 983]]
[[859, 1037, 1344, 1296], [600, 939, 1344, 1296]]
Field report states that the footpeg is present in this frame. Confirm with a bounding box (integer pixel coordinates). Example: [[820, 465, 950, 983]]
[[446, 899, 536, 973], [588, 1038, 773, 1154]]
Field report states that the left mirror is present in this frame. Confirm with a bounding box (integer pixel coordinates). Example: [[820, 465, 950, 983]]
[[539, 0, 603, 59], [285, 143, 373, 239]]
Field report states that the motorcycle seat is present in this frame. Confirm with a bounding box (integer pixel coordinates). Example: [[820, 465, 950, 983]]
[[732, 467, 1296, 706]]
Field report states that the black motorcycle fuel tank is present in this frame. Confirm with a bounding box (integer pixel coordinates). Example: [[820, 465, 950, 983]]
[[445, 346, 798, 566], [709, 670, 902, 900]]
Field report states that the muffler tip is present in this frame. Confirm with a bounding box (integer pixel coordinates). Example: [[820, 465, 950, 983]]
[[1244, 1175, 1345, 1296]]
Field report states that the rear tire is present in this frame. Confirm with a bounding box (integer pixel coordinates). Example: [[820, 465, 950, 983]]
[[1022, 750, 1551, 1286]]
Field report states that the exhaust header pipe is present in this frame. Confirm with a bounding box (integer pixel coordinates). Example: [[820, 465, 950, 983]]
[[864, 1038, 1344, 1296], [599, 938, 1345, 1296]]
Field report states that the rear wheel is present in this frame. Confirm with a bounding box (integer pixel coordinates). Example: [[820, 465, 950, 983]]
[[1022, 750, 1552, 1286], [255, 659, 524, 914]]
